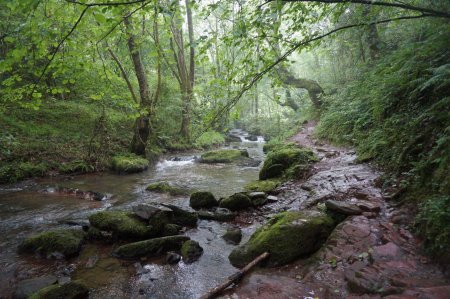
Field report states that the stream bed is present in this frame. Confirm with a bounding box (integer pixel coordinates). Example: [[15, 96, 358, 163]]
[[0, 134, 265, 298]]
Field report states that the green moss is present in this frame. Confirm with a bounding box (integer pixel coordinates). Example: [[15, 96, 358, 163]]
[[28, 280, 89, 299], [88, 211, 154, 239], [146, 182, 190, 196], [259, 147, 317, 180], [162, 223, 181, 236], [219, 193, 252, 211], [244, 179, 281, 193], [262, 142, 298, 153], [113, 236, 190, 259], [199, 149, 249, 163], [194, 130, 225, 149], [18, 229, 84, 258], [111, 154, 148, 173], [229, 211, 336, 267], [180, 240, 203, 263], [189, 191, 218, 209]]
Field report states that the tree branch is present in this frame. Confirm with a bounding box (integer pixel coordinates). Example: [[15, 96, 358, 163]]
[[201, 13, 432, 135], [65, 0, 148, 7], [261, 0, 450, 18], [29, 6, 89, 98]]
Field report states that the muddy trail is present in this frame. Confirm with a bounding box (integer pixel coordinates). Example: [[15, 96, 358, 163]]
[[223, 121, 450, 298]]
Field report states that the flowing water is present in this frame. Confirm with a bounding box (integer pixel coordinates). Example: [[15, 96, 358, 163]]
[[0, 134, 265, 298]]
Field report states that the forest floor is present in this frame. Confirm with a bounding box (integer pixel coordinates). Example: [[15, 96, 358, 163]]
[[223, 121, 450, 299]]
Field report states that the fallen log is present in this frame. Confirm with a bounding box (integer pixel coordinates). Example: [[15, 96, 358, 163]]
[[199, 251, 270, 299]]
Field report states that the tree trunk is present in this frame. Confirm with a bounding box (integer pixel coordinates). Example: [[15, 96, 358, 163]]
[[364, 6, 381, 60], [124, 16, 152, 156], [278, 68, 324, 108]]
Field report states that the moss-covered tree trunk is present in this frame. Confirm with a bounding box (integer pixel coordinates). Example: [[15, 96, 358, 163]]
[[124, 16, 153, 156]]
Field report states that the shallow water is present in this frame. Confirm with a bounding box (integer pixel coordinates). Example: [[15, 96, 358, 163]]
[[0, 137, 264, 298]]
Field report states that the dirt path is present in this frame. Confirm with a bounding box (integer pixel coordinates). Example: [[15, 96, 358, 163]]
[[222, 121, 449, 298]]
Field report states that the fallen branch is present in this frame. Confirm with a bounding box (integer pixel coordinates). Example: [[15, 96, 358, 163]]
[[199, 252, 270, 299]]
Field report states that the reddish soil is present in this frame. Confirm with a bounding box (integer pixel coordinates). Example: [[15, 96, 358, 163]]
[[221, 121, 449, 299]]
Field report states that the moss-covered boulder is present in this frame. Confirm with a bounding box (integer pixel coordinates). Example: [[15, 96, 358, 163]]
[[222, 228, 242, 245], [181, 240, 203, 263], [262, 142, 298, 154], [199, 149, 249, 163], [146, 182, 190, 196], [219, 193, 253, 211], [88, 211, 154, 240], [113, 236, 190, 259], [197, 208, 236, 222], [259, 146, 317, 180], [190, 191, 218, 209], [228, 211, 336, 267], [111, 154, 149, 174], [18, 229, 84, 258], [160, 203, 198, 227], [28, 281, 88, 299], [244, 179, 281, 193], [162, 223, 182, 236]]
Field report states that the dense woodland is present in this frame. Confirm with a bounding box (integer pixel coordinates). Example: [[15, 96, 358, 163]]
[[1, 0, 449, 262]]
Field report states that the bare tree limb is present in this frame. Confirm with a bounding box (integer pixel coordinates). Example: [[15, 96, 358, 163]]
[[65, 0, 148, 7]]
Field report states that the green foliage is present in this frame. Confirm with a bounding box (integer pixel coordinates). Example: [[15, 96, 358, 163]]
[[194, 130, 225, 149], [415, 195, 450, 258]]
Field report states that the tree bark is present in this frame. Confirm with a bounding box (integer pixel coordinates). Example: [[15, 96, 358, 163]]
[[107, 47, 139, 104], [124, 15, 152, 156]]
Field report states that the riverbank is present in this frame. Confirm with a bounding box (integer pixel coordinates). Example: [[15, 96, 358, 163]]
[[224, 121, 449, 298]]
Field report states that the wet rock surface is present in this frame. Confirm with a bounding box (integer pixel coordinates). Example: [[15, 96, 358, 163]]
[[226, 121, 450, 298]]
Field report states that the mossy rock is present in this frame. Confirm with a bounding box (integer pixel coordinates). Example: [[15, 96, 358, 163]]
[[222, 228, 242, 245], [219, 193, 253, 211], [146, 182, 190, 196], [228, 211, 336, 268], [18, 229, 85, 258], [88, 211, 154, 240], [190, 191, 218, 209], [181, 240, 203, 263], [244, 179, 281, 193], [113, 236, 190, 259], [28, 280, 89, 299], [259, 147, 317, 180], [199, 149, 249, 163], [162, 223, 182, 236], [111, 154, 149, 174], [262, 142, 298, 153], [160, 203, 198, 227]]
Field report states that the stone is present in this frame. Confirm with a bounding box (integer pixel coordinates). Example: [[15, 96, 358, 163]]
[[189, 191, 218, 209], [222, 228, 242, 245], [166, 252, 181, 264], [356, 201, 381, 213], [199, 149, 249, 163], [247, 135, 258, 141], [162, 223, 181, 236], [325, 200, 362, 216], [181, 240, 203, 263], [219, 193, 253, 211], [27, 280, 88, 299], [197, 208, 236, 221], [14, 275, 58, 299], [160, 204, 198, 227], [18, 229, 85, 259], [370, 242, 401, 262], [266, 195, 278, 203], [145, 182, 190, 196], [111, 154, 148, 174], [132, 203, 173, 220], [113, 236, 190, 259], [248, 192, 266, 199], [229, 211, 336, 267], [244, 179, 280, 193], [88, 211, 154, 240]]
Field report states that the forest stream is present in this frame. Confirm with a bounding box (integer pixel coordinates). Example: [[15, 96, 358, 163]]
[[0, 124, 448, 299]]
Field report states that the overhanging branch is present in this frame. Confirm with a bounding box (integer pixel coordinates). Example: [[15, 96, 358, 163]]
[[202, 13, 432, 133]]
